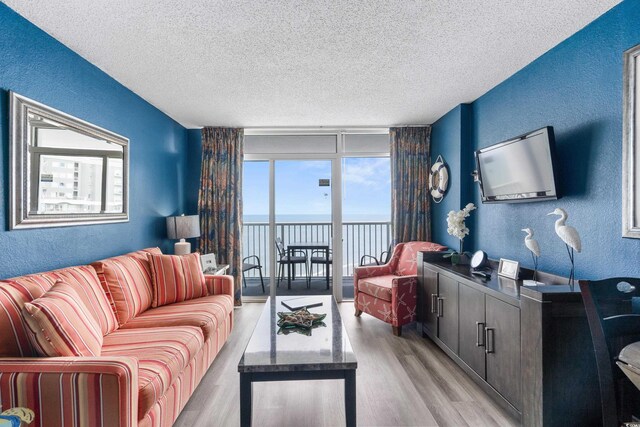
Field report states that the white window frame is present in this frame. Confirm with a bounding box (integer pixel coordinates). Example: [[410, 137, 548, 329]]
[[243, 128, 390, 302]]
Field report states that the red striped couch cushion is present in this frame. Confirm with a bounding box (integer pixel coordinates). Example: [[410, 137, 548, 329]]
[[23, 281, 103, 357], [92, 248, 161, 326], [46, 265, 118, 335], [0, 265, 117, 357], [121, 294, 233, 340], [101, 326, 204, 418], [148, 253, 207, 308], [0, 275, 52, 357]]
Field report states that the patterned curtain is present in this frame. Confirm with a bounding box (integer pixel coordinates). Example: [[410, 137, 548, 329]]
[[390, 126, 432, 243], [198, 127, 244, 306]]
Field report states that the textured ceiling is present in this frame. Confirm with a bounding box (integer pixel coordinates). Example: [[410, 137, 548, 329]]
[[3, 0, 621, 128]]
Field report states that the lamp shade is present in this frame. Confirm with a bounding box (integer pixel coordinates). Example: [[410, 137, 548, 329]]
[[166, 215, 200, 240]]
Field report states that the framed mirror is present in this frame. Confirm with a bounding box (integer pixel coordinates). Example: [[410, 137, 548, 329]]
[[9, 92, 129, 229], [623, 44, 640, 238]]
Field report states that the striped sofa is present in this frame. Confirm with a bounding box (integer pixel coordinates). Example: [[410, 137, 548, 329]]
[[0, 248, 234, 427]]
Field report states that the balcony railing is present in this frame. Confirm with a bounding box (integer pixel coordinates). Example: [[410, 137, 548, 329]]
[[242, 221, 392, 278]]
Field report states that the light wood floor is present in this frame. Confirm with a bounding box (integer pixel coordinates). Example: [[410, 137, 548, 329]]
[[174, 302, 520, 427]]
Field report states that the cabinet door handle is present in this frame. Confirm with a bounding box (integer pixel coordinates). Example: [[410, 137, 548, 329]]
[[437, 297, 443, 318], [485, 327, 495, 354], [475, 322, 485, 347], [430, 294, 438, 313]]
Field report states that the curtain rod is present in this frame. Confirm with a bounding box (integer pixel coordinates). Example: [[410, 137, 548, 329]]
[[195, 124, 431, 130]]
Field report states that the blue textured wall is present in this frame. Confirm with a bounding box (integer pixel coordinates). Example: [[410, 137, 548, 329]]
[[430, 105, 462, 249], [0, 3, 189, 278], [431, 0, 640, 279], [431, 104, 473, 251]]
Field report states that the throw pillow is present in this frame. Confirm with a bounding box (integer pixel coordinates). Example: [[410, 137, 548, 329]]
[[22, 281, 103, 357], [91, 247, 161, 326], [148, 252, 207, 308]]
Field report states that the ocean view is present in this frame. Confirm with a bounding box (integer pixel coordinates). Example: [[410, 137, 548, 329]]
[[242, 215, 392, 279], [244, 214, 391, 223]]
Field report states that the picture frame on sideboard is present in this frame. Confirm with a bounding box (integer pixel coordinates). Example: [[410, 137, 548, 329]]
[[498, 258, 520, 280]]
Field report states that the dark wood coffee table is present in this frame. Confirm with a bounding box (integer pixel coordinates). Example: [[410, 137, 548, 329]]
[[238, 296, 357, 426]]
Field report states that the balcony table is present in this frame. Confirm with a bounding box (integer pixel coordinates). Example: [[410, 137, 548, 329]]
[[287, 242, 330, 289]]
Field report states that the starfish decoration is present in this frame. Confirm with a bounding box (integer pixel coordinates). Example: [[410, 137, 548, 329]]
[[277, 308, 327, 329], [277, 322, 327, 336]]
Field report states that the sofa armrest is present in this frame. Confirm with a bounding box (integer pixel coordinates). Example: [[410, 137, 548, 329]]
[[0, 356, 138, 427], [204, 274, 234, 298]]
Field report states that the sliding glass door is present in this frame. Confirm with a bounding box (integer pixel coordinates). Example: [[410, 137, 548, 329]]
[[242, 161, 270, 296], [242, 130, 390, 302], [341, 157, 391, 299], [275, 160, 333, 296]]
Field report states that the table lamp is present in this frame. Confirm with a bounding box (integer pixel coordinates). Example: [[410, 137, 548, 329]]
[[166, 215, 200, 255]]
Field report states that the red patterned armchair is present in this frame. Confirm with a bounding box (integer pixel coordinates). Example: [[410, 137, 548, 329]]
[[354, 241, 447, 336]]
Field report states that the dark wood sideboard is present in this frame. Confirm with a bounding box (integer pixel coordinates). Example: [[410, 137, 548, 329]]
[[417, 252, 601, 426]]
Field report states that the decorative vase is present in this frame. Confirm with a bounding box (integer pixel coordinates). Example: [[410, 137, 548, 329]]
[[450, 240, 470, 265], [450, 253, 462, 265], [450, 252, 470, 265]]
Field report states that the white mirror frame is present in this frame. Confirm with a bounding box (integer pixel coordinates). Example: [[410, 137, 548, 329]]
[[9, 92, 130, 229]]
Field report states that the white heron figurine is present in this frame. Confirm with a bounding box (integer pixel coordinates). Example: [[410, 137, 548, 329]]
[[521, 228, 541, 281], [547, 208, 581, 284]]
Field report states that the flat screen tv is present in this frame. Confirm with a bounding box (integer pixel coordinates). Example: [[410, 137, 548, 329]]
[[475, 126, 559, 203]]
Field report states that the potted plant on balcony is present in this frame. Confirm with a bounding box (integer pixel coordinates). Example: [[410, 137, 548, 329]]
[[444, 203, 476, 265]]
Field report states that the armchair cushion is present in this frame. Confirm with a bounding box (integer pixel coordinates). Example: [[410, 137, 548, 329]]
[[92, 248, 161, 326], [23, 281, 103, 357], [148, 253, 207, 308], [357, 275, 396, 302], [102, 326, 204, 418]]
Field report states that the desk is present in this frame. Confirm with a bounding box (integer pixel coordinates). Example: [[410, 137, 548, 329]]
[[287, 242, 330, 290]]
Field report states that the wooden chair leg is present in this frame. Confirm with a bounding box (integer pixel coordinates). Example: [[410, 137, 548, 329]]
[[355, 309, 362, 317], [392, 325, 402, 336]]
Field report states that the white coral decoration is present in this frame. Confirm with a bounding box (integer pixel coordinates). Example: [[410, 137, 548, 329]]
[[446, 203, 476, 240]]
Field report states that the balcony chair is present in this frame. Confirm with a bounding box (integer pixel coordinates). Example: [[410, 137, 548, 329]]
[[354, 241, 447, 336], [275, 237, 309, 289], [309, 249, 332, 289], [579, 277, 640, 426], [359, 243, 393, 267], [242, 255, 265, 293]]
